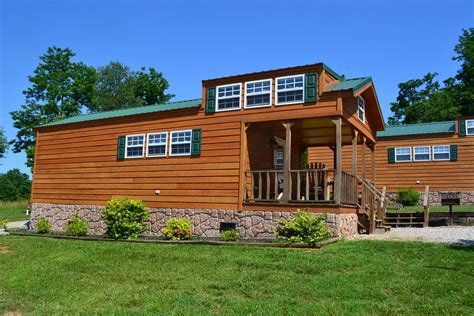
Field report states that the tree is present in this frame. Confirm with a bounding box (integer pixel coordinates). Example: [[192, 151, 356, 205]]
[[0, 127, 7, 160], [134, 67, 173, 106], [453, 28, 474, 116], [89, 62, 174, 113], [0, 168, 31, 201], [9, 47, 97, 169], [388, 28, 473, 124], [90, 62, 143, 112]]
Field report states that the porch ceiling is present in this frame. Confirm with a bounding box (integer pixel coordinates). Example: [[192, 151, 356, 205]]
[[248, 117, 355, 147]]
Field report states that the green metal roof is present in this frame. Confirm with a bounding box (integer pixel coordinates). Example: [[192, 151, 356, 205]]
[[324, 77, 372, 93], [40, 99, 202, 128], [377, 121, 456, 138]]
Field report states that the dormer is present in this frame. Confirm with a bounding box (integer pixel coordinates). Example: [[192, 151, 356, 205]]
[[201, 63, 343, 113]]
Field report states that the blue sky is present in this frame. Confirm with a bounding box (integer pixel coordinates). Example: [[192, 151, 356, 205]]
[[0, 0, 472, 176]]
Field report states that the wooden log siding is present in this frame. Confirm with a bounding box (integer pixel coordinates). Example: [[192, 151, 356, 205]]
[[308, 133, 474, 192], [32, 87, 344, 210]]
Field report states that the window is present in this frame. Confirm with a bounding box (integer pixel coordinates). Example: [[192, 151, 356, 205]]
[[146, 132, 167, 157], [274, 148, 284, 167], [413, 146, 430, 162], [245, 79, 272, 108], [358, 96, 366, 123], [433, 145, 450, 161], [170, 130, 192, 156], [125, 134, 145, 158], [276, 75, 304, 105], [395, 147, 411, 162], [467, 120, 474, 135], [216, 83, 241, 112]]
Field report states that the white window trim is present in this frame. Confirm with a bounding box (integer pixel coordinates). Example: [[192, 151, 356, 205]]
[[413, 146, 430, 162], [125, 134, 145, 159], [466, 119, 474, 135], [146, 132, 168, 158], [273, 148, 284, 167], [432, 145, 451, 161], [169, 129, 192, 157], [216, 83, 242, 112], [395, 147, 412, 162], [275, 74, 305, 106], [244, 78, 272, 109], [357, 96, 366, 123]]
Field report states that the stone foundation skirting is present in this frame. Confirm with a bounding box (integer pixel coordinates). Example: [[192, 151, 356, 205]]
[[387, 191, 474, 206], [30, 203, 358, 238]]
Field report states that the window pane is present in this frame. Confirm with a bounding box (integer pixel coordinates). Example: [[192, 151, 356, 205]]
[[127, 147, 143, 157], [218, 97, 240, 110], [148, 145, 166, 156], [414, 147, 430, 161], [433, 146, 450, 160], [171, 143, 191, 155], [277, 90, 303, 103], [247, 94, 270, 107], [395, 148, 411, 161]]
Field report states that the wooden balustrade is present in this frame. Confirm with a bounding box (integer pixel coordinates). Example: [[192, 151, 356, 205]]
[[245, 169, 336, 203], [341, 171, 358, 205]]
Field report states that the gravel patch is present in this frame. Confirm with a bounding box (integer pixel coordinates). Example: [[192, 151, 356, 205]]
[[353, 226, 474, 246]]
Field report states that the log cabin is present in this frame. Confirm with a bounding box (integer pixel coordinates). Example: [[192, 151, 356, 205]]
[[308, 117, 474, 206], [30, 62, 388, 237]]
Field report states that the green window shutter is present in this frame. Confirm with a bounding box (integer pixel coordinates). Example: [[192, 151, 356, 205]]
[[191, 129, 202, 156], [450, 145, 458, 161], [304, 73, 318, 103], [117, 136, 126, 160], [458, 120, 466, 136], [205, 87, 216, 113], [387, 148, 395, 163]]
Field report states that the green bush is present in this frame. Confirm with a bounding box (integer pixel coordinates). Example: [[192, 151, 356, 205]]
[[66, 215, 89, 236], [276, 211, 332, 245], [220, 229, 240, 242], [102, 198, 149, 239], [397, 187, 420, 206], [162, 218, 192, 240], [37, 218, 52, 234]]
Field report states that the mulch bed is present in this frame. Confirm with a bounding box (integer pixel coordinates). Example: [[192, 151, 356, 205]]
[[7, 230, 339, 248]]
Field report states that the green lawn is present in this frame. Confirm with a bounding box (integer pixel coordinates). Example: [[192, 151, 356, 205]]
[[388, 204, 474, 213], [0, 236, 472, 314], [0, 200, 29, 221]]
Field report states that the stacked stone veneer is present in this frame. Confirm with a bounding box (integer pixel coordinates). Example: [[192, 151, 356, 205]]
[[30, 203, 358, 238], [387, 191, 474, 206]]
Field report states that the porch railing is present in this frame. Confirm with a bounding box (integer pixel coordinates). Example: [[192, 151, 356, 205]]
[[244, 168, 337, 203]]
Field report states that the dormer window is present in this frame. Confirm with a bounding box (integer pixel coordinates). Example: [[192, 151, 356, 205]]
[[467, 119, 474, 135], [245, 79, 272, 108], [358, 96, 366, 123], [276, 75, 304, 105], [216, 83, 241, 112]]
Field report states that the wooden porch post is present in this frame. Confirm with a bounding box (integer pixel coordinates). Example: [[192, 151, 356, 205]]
[[282, 121, 294, 203], [352, 129, 358, 176], [371, 144, 376, 183], [332, 118, 342, 204], [361, 136, 366, 180], [238, 122, 251, 209]]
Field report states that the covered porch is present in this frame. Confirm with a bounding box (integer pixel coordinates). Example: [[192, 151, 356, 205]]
[[240, 116, 385, 232]]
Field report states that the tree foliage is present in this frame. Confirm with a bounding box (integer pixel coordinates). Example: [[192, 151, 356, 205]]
[[388, 28, 474, 125], [0, 127, 7, 160], [9, 47, 97, 169], [0, 168, 31, 201], [89, 62, 173, 112], [10, 48, 174, 169]]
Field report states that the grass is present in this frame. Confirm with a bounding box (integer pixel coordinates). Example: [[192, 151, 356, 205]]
[[0, 236, 472, 314], [0, 200, 29, 221], [388, 204, 474, 213]]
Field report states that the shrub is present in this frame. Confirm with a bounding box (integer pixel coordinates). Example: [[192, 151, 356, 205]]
[[66, 215, 89, 236], [162, 218, 192, 240], [220, 229, 240, 242], [276, 211, 332, 245], [102, 198, 149, 239], [37, 218, 52, 234], [397, 187, 420, 206], [0, 219, 8, 230]]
